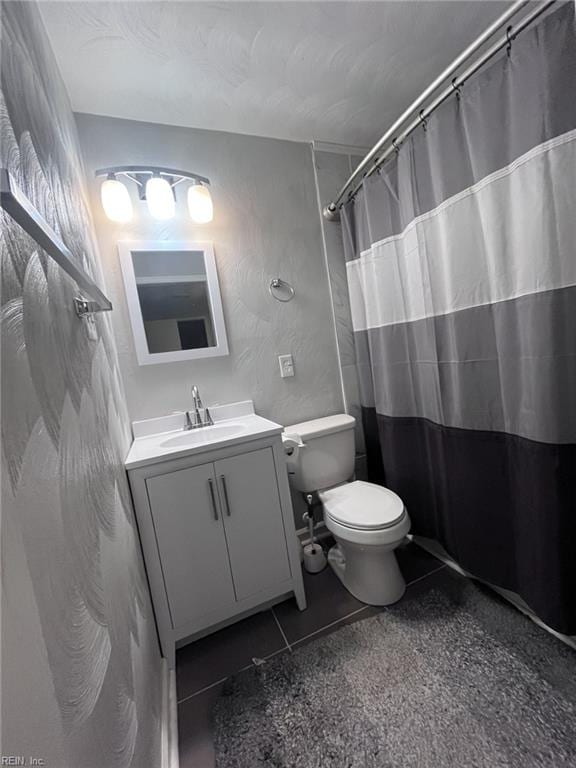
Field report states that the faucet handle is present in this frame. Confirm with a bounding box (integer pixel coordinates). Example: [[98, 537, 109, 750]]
[[204, 407, 214, 426]]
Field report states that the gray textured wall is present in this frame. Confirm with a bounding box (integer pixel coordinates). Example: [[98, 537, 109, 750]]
[[1, 4, 162, 765], [313, 148, 366, 456], [75, 113, 344, 428]]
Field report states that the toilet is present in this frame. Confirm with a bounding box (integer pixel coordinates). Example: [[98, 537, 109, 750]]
[[283, 414, 410, 605]]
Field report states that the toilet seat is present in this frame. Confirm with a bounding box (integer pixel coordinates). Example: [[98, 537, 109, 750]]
[[320, 481, 405, 531]]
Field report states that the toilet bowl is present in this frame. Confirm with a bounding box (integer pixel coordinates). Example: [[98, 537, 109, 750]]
[[283, 414, 411, 606], [320, 481, 410, 605]]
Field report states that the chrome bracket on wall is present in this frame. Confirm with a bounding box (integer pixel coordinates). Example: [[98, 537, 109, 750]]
[[73, 297, 108, 317], [0, 167, 113, 317]]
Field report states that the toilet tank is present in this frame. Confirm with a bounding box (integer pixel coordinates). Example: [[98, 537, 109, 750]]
[[283, 414, 356, 493]]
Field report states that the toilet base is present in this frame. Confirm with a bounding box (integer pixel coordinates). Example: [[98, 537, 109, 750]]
[[328, 541, 406, 606]]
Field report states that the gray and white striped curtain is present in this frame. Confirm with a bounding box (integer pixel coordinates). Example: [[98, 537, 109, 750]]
[[342, 2, 576, 633]]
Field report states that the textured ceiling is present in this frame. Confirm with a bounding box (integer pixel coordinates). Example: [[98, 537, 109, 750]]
[[40, 1, 510, 147]]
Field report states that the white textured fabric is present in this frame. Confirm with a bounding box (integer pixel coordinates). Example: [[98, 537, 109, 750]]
[[347, 130, 576, 332]]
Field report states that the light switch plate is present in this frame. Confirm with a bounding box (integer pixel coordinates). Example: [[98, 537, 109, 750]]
[[278, 354, 294, 378]]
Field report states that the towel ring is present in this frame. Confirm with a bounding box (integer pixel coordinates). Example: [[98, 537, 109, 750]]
[[269, 278, 295, 302]]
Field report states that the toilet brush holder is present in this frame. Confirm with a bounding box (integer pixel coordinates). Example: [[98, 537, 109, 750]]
[[303, 542, 327, 574], [302, 500, 327, 573]]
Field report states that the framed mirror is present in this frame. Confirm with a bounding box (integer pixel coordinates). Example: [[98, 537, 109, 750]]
[[118, 240, 228, 365]]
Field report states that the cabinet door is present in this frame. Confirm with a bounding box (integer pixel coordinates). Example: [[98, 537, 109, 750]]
[[215, 448, 291, 601], [146, 463, 235, 628]]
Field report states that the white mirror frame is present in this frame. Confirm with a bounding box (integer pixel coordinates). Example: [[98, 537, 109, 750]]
[[118, 240, 229, 366]]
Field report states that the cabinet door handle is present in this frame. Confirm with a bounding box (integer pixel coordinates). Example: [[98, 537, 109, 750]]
[[220, 475, 231, 516], [207, 478, 219, 521]]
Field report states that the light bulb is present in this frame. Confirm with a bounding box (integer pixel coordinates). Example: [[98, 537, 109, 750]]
[[146, 176, 175, 220], [100, 176, 132, 222], [188, 183, 213, 223]]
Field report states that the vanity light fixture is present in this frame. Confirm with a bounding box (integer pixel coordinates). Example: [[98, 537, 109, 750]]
[[95, 166, 213, 223], [100, 173, 133, 222], [145, 174, 175, 220], [187, 182, 213, 224]]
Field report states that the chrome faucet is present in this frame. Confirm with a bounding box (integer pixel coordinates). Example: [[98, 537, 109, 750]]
[[191, 384, 202, 426], [192, 384, 203, 409], [184, 385, 214, 430]]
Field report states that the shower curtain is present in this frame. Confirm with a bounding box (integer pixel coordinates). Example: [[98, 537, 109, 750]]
[[342, 2, 576, 634]]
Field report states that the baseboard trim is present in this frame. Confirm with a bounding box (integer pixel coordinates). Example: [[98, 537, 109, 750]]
[[411, 535, 576, 651], [161, 658, 179, 768]]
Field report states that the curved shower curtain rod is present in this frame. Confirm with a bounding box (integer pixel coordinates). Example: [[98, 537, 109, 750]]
[[323, 0, 556, 221]]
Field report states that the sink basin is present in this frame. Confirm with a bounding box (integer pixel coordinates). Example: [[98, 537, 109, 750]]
[[160, 423, 247, 448], [125, 403, 284, 469]]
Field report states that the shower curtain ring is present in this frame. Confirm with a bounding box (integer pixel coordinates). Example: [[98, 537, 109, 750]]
[[419, 110, 428, 132], [506, 25, 515, 58], [392, 138, 400, 154], [451, 78, 463, 101]]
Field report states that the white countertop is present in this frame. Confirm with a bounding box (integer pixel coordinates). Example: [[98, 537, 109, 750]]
[[125, 402, 283, 470]]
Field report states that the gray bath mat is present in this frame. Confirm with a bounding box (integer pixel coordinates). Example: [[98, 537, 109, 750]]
[[213, 572, 576, 767]]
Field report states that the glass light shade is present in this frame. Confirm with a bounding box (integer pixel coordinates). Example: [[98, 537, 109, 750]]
[[146, 176, 175, 220], [100, 177, 133, 222], [188, 183, 213, 223]]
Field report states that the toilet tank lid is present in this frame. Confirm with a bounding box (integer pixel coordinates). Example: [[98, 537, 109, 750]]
[[283, 413, 355, 440]]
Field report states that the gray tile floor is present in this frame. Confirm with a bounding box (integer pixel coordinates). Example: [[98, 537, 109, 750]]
[[177, 541, 445, 768]]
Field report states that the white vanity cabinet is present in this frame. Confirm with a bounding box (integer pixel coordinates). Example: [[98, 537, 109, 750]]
[[210, 449, 292, 600], [127, 427, 306, 667], [146, 462, 237, 628]]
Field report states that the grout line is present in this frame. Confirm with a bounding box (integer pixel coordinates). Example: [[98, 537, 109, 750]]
[[272, 608, 293, 652], [177, 675, 229, 705], [405, 563, 447, 587], [177, 560, 447, 704], [288, 562, 447, 649], [236, 645, 288, 675], [291, 605, 369, 648], [177, 646, 291, 705]]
